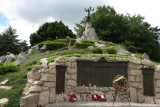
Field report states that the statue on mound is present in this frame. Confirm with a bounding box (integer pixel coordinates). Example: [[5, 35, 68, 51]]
[[85, 7, 94, 22], [76, 7, 98, 43]]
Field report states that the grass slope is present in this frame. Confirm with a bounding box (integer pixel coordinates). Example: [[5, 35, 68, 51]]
[[0, 71, 27, 107]]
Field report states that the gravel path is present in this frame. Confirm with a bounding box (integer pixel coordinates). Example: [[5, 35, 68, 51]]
[[45, 101, 160, 107]]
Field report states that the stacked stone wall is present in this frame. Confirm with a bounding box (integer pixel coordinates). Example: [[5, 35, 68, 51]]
[[20, 56, 158, 107]]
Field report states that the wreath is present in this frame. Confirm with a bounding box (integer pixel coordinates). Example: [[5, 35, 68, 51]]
[[92, 94, 99, 101], [70, 94, 77, 102], [99, 95, 106, 101], [113, 75, 128, 92]]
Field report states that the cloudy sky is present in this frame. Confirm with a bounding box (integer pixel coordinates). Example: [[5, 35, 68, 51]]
[[0, 0, 160, 45]]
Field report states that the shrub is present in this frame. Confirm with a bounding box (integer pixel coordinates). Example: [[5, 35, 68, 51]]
[[74, 42, 81, 48], [74, 40, 95, 49], [46, 42, 66, 50], [106, 42, 117, 47], [53, 38, 76, 46], [37, 41, 67, 50], [0, 63, 19, 75], [91, 47, 103, 54], [104, 47, 117, 54], [70, 39, 76, 46], [82, 40, 94, 44], [53, 39, 66, 42]]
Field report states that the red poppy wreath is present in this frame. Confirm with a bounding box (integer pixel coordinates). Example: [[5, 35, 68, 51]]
[[70, 94, 77, 102], [92, 94, 99, 101], [113, 75, 128, 92]]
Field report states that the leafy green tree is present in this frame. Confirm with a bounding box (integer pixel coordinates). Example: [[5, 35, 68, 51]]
[[30, 21, 76, 46], [75, 5, 160, 61], [0, 26, 28, 56]]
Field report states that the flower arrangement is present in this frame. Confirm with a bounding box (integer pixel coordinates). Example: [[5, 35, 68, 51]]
[[70, 94, 77, 102], [113, 75, 128, 92]]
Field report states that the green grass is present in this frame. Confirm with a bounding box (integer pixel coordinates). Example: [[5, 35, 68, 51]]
[[0, 70, 28, 107], [20, 48, 92, 68]]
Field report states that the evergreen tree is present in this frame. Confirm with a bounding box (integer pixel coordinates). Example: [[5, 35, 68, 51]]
[[30, 21, 76, 46]]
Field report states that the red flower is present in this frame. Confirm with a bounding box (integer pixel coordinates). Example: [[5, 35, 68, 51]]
[[114, 84, 117, 87], [117, 86, 120, 90]]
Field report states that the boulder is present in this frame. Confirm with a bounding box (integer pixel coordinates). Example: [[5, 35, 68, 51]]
[[5, 52, 15, 63], [40, 58, 48, 65], [95, 42, 106, 48], [20, 94, 39, 107], [142, 53, 149, 60], [31, 45, 39, 50], [14, 52, 27, 65], [87, 46, 94, 50], [40, 45, 46, 52], [27, 49, 32, 56], [0, 56, 6, 63], [0, 98, 9, 107], [117, 47, 131, 56]]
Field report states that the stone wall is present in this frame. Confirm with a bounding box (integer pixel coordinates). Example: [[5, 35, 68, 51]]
[[20, 56, 159, 107]]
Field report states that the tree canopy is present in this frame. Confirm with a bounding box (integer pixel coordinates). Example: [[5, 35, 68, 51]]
[[75, 5, 160, 62], [30, 21, 76, 46], [0, 26, 28, 56]]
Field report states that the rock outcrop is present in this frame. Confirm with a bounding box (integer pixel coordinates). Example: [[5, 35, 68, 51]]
[[14, 52, 27, 65], [5, 52, 15, 63], [76, 22, 98, 43]]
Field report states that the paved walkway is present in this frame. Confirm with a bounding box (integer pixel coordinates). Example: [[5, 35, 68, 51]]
[[45, 101, 160, 107]]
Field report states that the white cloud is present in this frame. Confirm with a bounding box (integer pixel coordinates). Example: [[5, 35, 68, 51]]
[[0, 24, 7, 34], [0, 0, 108, 45], [0, 0, 160, 46], [108, 0, 160, 27]]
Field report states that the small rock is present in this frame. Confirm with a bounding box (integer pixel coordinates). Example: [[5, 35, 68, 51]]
[[0, 56, 6, 63], [117, 47, 131, 56], [131, 54, 140, 58], [5, 52, 15, 63], [0, 79, 9, 85], [87, 46, 94, 50], [0, 98, 9, 107], [142, 53, 149, 60], [40, 58, 48, 65], [0, 86, 13, 90], [95, 42, 106, 48], [40, 45, 46, 52], [31, 45, 39, 50]]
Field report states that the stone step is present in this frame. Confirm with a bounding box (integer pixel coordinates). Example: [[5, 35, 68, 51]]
[[45, 101, 160, 107]]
